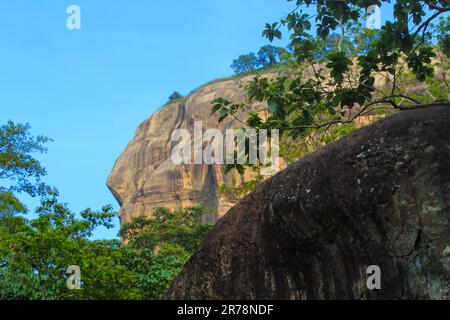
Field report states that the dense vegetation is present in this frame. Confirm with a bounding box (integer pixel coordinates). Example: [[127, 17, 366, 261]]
[[213, 0, 450, 176], [231, 45, 285, 74], [0, 121, 212, 299], [1, 0, 449, 300]]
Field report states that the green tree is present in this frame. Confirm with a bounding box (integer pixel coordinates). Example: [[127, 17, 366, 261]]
[[0, 199, 138, 299], [0, 121, 56, 218], [123, 247, 187, 299], [119, 205, 214, 299], [257, 45, 284, 67], [0, 119, 215, 299], [213, 0, 450, 173], [432, 16, 450, 92], [121, 205, 213, 254], [0, 120, 200, 300], [231, 52, 260, 74], [0, 200, 213, 299]]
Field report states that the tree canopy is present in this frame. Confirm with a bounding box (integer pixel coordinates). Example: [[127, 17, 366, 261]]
[[230, 45, 285, 74], [257, 45, 285, 67], [0, 120, 213, 299], [0, 121, 56, 218], [0, 198, 212, 299], [213, 0, 450, 173], [230, 52, 260, 74]]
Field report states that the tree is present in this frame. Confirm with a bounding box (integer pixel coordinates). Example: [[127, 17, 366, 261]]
[[0, 121, 56, 218], [168, 91, 183, 102], [119, 205, 214, 299], [257, 45, 284, 67], [433, 16, 450, 89], [120, 205, 213, 254], [230, 53, 259, 74], [213, 0, 450, 173], [0, 198, 214, 299], [0, 200, 133, 300], [0, 119, 214, 299], [435, 16, 450, 56]]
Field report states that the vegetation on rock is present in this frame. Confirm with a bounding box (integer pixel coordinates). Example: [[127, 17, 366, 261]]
[[213, 0, 450, 176], [230, 45, 285, 74]]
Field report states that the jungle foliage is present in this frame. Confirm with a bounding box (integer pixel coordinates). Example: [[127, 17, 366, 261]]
[[0, 121, 212, 299], [213, 0, 450, 176]]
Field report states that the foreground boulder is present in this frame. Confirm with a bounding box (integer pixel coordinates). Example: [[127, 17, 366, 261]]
[[167, 105, 450, 300]]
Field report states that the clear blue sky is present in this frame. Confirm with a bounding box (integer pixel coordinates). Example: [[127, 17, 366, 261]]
[[0, 1, 398, 239]]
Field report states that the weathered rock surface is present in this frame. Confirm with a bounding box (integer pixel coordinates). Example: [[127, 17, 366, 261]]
[[167, 105, 450, 300], [107, 76, 267, 224]]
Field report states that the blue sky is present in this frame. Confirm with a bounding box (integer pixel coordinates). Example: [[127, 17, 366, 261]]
[[0, 1, 400, 239], [0, 0, 297, 239]]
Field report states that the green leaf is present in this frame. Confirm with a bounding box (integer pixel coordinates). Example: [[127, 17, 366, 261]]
[[268, 99, 279, 113]]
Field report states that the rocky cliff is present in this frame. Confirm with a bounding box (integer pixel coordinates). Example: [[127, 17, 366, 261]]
[[167, 105, 450, 299], [107, 76, 267, 224]]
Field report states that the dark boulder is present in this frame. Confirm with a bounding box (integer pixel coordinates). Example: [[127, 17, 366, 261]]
[[167, 105, 450, 300]]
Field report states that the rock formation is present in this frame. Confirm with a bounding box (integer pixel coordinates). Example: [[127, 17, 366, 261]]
[[167, 105, 450, 299], [107, 76, 267, 224]]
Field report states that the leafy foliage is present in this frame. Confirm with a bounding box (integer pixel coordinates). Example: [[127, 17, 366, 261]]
[[0, 201, 212, 300], [120, 206, 213, 254], [213, 0, 450, 174], [435, 16, 450, 56], [231, 45, 285, 74], [257, 45, 285, 67], [0, 201, 128, 300], [231, 52, 260, 74], [118, 206, 214, 299], [0, 120, 213, 299], [0, 121, 57, 217]]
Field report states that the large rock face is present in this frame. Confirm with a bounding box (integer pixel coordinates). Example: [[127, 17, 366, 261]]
[[167, 105, 450, 300], [107, 76, 267, 224]]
